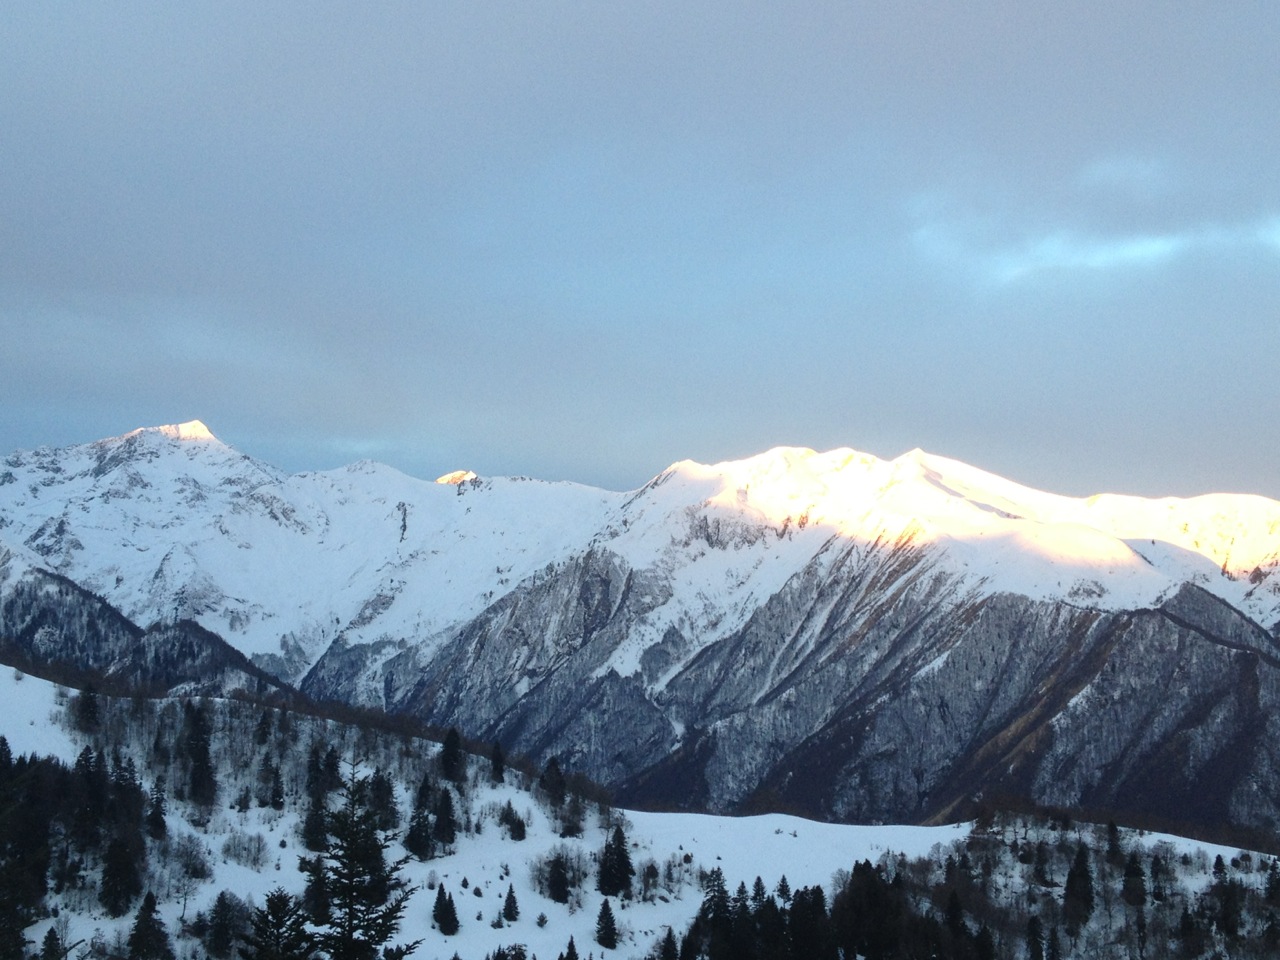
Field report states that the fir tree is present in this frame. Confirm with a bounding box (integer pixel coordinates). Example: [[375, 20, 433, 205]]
[[1063, 844, 1094, 936], [308, 766, 420, 960], [775, 875, 791, 904], [145, 778, 167, 840], [539, 757, 566, 810], [503, 884, 520, 922], [253, 710, 273, 747], [269, 764, 286, 811], [548, 853, 571, 904], [239, 888, 316, 960], [699, 868, 729, 928], [490, 740, 506, 785], [1122, 851, 1147, 907], [368, 769, 399, 831], [208, 890, 241, 958], [100, 834, 143, 917], [302, 798, 328, 853], [72, 684, 101, 734], [563, 935, 579, 960], [413, 770, 434, 813], [433, 788, 457, 849], [596, 898, 618, 949], [1026, 915, 1045, 960], [433, 885, 460, 936], [127, 892, 175, 960], [0, 885, 27, 960], [1047, 926, 1063, 960], [40, 927, 63, 960], [404, 806, 434, 861], [439, 729, 466, 785], [559, 792, 584, 838], [182, 701, 217, 808], [658, 927, 678, 960], [598, 824, 634, 898]]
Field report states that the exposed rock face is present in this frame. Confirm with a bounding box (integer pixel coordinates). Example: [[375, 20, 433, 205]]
[[0, 556, 289, 698], [3, 424, 1280, 836]]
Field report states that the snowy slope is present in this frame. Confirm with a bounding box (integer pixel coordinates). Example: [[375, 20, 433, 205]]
[[0, 422, 624, 676], [3, 423, 1277, 688], [3, 671, 1260, 960]]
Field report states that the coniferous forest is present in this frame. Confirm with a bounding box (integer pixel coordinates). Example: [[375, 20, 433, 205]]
[[2, 668, 1280, 960]]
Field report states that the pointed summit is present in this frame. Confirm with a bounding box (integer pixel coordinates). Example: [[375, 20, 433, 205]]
[[158, 419, 217, 442], [124, 420, 219, 443]]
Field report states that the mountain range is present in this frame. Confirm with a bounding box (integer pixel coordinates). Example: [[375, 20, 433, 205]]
[[2, 421, 1279, 835]]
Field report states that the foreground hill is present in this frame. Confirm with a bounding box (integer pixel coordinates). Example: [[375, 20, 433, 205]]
[[2, 423, 1280, 835], [3, 669, 1276, 960]]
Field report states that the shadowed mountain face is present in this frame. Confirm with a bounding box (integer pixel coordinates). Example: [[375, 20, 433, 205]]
[[2, 423, 1280, 832]]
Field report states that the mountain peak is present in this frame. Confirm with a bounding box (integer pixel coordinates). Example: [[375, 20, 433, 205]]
[[126, 419, 219, 443]]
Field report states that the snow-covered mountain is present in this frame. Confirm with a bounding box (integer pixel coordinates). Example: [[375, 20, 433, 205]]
[[3, 422, 1280, 831]]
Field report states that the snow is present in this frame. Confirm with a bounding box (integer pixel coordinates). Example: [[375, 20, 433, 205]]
[[0, 668, 77, 760], [1, 424, 1278, 689], [4, 670, 1275, 960]]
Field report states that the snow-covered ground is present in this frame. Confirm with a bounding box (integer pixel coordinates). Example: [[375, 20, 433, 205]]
[[2, 669, 1269, 960]]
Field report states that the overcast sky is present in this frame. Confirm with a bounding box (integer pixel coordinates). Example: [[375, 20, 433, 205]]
[[3, 3, 1277, 497]]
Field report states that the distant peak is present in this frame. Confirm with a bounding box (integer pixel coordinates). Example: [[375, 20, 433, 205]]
[[157, 420, 218, 442], [436, 469, 478, 485]]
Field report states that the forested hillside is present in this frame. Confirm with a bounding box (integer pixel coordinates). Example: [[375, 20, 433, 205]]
[[2, 667, 1279, 959]]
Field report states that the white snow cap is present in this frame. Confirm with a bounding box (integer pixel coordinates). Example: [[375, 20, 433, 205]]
[[142, 420, 218, 442]]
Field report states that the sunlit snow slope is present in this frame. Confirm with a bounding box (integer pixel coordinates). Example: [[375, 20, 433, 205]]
[[1, 423, 1278, 684]]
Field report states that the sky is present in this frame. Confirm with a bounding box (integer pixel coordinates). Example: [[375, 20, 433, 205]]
[[2, 2, 1277, 498]]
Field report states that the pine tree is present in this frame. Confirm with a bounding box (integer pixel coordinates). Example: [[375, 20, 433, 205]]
[[270, 764, 286, 811], [439, 729, 466, 785], [548, 853, 571, 904], [365, 769, 396, 830], [308, 766, 420, 960], [239, 888, 316, 960], [596, 898, 618, 949], [503, 884, 520, 922], [598, 825, 634, 898], [254, 710, 273, 747], [433, 885, 460, 936], [72, 684, 101, 734], [1047, 926, 1063, 960], [699, 868, 729, 928], [146, 778, 167, 840], [101, 834, 143, 917], [1063, 843, 1095, 936], [658, 927, 678, 960], [208, 890, 241, 958], [539, 757, 566, 810], [433, 788, 457, 849], [1026, 915, 1045, 960], [302, 798, 328, 853], [490, 741, 506, 785], [974, 924, 996, 960], [404, 806, 434, 861], [1122, 851, 1147, 907], [563, 935, 579, 960], [127, 892, 175, 960], [775, 875, 791, 904], [39, 927, 63, 960], [559, 792, 584, 838], [182, 701, 217, 808]]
